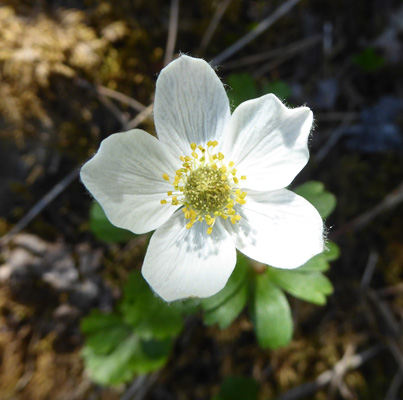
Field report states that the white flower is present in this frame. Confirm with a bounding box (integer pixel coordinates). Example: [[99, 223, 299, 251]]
[[80, 55, 324, 302]]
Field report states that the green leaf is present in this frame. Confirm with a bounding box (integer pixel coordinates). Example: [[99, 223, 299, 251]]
[[82, 333, 171, 385], [294, 181, 336, 219], [81, 309, 126, 334], [204, 283, 248, 329], [267, 268, 333, 305], [201, 254, 249, 329], [352, 47, 385, 72], [81, 308, 174, 385], [169, 298, 200, 315], [263, 80, 291, 100], [127, 338, 171, 374], [119, 271, 183, 339], [250, 273, 293, 349], [213, 376, 259, 400], [297, 242, 340, 272], [82, 333, 140, 385], [297, 253, 330, 272], [90, 201, 135, 243], [81, 273, 183, 386], [85, 322, 132, 355], [323, 241, 340, 261], [227, 73, 258, 110]]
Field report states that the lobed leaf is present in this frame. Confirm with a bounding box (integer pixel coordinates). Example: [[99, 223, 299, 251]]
[[227, 73, 258, 110], [263, 80, 291, 100], [90, 201, 135, 243], [202, 254, 249, 328], [267, 268, 333, 305], [250, 272, 293, 349], [120, 271, 183, 340], [294, 181, 336, 219]]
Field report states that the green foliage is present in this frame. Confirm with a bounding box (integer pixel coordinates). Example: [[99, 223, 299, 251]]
[[352, 47, 385, 72], [227, 73, 258, 110], [119, 272, 183, 339], [294, 181, 336, 219], [213, 376, 259, 400], [227, 73, 292, 112], [89, 201, 135, 243], [201, 181, 338, 349], [81, 271, 183, 386], [263, 80, 291, 100], [323, 241, 340, 261], [251, 273, 293, 349], [201, 239, 338, 349], [297, 252, 330, 272], [267, 268, 333, 305], [201, 254, 249, 329]]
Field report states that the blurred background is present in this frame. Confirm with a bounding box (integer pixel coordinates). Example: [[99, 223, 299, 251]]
[[0, 0, 402, 399]]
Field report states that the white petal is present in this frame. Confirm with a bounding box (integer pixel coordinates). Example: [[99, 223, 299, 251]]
[[154, 55, 231, 155], [222, 94, 313, 191], [80, 129, 182, 234], [223, 189, 324, 269], [142, 211, 236, 302]]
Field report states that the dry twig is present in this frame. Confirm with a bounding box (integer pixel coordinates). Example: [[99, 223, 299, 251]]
[[0, 168, 79, 247], [163, 0, 180, 66], [385, 369, 403, 400], [331, 181, 403, 240], [127, 102, 154, 129], [222, 35, 321, 71], [1, 97, 153, 247], [76, 78, 146, 113], [211, 0, 302, 66], [252, 35, 322, 78], [97, 93, 130, 129], [315, 112, 356, 163], [277, 345, 384, 400], [360, 251, 379, 289], [327, 343, 356, 400], [199, 0, 233, 53], [96, 85, 146, 112]]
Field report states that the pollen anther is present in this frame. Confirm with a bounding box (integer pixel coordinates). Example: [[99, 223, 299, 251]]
[[160, 141, 247, 234]]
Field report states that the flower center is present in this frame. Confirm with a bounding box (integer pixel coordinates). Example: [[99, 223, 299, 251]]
[[184, 166, 229, 213], [161, 141, 247, 234]]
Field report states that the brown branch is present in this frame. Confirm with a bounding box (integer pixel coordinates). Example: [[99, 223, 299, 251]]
[[163, 0, 180, 66], [211, 0, 302, 66], [0, 168, 79, 247], [199, 0, 233, 53], [222, 35, 321, 71], [330, 181, 403, 240], [76, 78, 146, 112], [277, 345, 384, 400], [127, 102, 154, 129], [96, 85, 146, 112]]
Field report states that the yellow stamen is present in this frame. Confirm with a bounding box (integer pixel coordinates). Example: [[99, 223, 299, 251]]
[[160, 141, 247, 234]]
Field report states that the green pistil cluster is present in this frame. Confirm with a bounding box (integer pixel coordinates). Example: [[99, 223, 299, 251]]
[[161, 141, 247, 234], [184, 166, 230, 214]]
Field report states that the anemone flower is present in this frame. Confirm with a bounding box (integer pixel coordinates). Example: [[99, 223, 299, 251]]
[[80, 55, 324, 302]]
